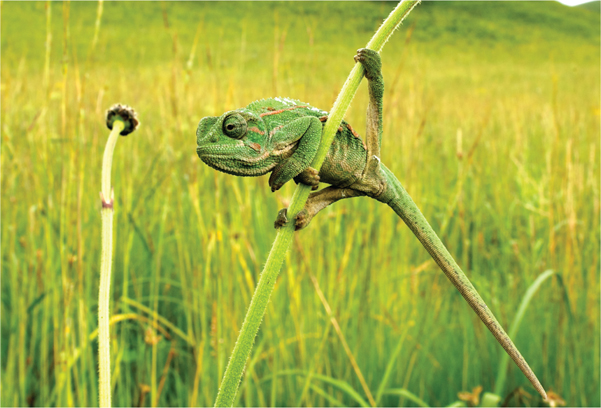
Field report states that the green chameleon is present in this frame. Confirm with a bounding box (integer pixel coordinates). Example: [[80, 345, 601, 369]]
[[196, 48, 546, 400]]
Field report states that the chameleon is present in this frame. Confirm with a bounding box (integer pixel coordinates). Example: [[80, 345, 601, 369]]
[[195, 48, 547, 400]]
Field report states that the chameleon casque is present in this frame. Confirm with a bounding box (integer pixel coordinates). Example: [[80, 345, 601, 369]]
[[196, 48, 546, 399]]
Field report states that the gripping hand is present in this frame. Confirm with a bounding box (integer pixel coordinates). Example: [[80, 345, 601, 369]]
[[268, 116, 322, 191]]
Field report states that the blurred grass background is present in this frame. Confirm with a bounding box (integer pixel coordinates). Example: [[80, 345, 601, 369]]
[[1, 1, 599, 406]]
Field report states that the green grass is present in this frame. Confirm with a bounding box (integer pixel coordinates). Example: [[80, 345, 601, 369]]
[[1, 1, 599, 407]]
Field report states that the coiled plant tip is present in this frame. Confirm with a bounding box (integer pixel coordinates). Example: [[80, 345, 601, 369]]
[[98, 103, 138, 408], [106, 103, 140, 136]]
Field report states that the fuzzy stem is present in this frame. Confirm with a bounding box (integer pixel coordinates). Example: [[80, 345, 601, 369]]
[[98, 119, 124, 408], [213, 2, 419, 406]]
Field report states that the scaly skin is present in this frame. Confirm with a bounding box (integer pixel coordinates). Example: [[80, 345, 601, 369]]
[[196, 48, 547, 400]]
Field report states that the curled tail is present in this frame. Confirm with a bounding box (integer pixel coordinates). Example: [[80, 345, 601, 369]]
[[378, 164, 547, 400]]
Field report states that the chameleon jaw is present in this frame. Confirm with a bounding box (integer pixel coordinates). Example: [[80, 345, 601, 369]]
[[196, 145, 276, 177]]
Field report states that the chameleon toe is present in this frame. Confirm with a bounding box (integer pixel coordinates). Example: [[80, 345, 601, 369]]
[[294, 209, 310, 230], [355, 48, 381, 80], [274, 209, 289, 229], [293, 166, 321, 190]]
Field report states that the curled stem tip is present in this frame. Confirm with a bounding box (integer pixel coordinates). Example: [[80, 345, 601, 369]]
[[106, 103, 139, 136]]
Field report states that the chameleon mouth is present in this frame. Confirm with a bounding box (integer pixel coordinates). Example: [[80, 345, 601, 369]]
[[196, 144, 276, 177], [196, 140, 298, 165], [196, 141, 297, 176], [196, 145, 269, 163]]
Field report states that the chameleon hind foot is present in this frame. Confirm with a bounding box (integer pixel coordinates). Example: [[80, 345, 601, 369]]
[[274, 209, 289, 229], [354, 48, 382, 81], [293, 167, 320, 190], [274, 208, 310, 230], [274, 186, 365, 230]]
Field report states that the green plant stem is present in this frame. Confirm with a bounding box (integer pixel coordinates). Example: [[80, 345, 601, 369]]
[[99, 119, 125, 408], [213, 1, 420, 406]]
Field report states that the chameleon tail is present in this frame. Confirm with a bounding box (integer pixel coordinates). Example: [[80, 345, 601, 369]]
[[378, 164, 547, 400]]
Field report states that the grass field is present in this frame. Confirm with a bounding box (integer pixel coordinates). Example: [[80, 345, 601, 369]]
[[1, 1, 599, 407]]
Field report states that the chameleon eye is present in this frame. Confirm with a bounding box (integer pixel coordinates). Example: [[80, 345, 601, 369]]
[[222, 113, 247, 140]]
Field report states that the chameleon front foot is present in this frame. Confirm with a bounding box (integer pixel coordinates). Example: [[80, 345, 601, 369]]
[[293, 167, 320, 190], [274, 208, 310, 230], [269, 169, 319, 192]]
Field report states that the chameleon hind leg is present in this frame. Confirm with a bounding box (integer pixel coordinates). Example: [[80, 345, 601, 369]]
[[351, 48, 386, 197], [274, 187, 364, 230]]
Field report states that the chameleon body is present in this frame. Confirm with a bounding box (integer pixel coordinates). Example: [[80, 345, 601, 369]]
[[196, 49, 546, 399]]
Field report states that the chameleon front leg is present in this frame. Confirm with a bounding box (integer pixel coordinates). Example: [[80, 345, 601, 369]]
[[275, 186, 364, 230], [268, 116, 323, 192]]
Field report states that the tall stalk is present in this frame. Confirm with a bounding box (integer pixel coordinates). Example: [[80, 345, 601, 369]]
[[213, 2, 420, 406], [98, 105, 139, 408]]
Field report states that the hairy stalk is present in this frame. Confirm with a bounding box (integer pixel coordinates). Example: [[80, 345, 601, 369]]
[[98, 104, 138, 408], [213, 1, 420, 406], [98, 119, 124, 408]]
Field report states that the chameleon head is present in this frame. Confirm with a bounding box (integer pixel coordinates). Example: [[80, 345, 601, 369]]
[[196, 110, 275, 176]]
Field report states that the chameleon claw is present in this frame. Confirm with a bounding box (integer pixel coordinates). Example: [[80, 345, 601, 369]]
[[293, 209, 310, 230], [354, 48, 381, 81], [274, 208, 310, 230], [274, 209, 288, 229], [293, 167, 320, 190]]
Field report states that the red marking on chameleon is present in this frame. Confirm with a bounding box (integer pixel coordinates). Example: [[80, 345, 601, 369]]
[[249, 143, 261, 152], [269, 124, 285, 136], [337, 126, 343, 132], [260, 106, 308, 117], [319, 116, 328, 122], [346, 123, 360, 138], [267, 107, 276, 111], [248, 126, 265, 135]]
